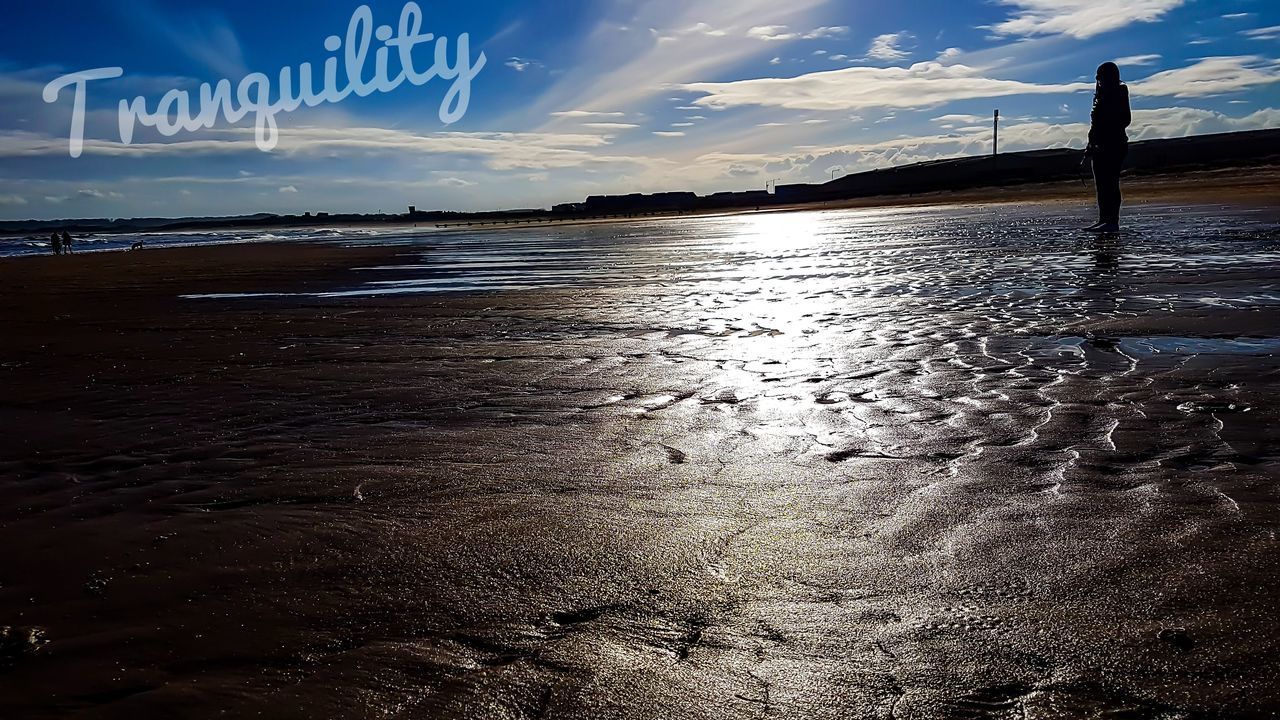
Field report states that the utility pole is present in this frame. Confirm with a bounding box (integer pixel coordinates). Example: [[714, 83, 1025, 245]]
[[993, 109, 1000, 157]]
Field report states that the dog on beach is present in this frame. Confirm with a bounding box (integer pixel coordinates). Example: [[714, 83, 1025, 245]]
[[130, 239, 145, 251]]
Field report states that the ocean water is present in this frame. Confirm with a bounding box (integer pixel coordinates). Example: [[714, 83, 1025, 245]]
[[0, 225, 407, 257], [165, 203, 1280, 310]]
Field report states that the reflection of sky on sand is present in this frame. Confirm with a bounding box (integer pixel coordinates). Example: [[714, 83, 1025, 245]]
[[25, 203, 1280, 715], [185, 203, 1280, 314]]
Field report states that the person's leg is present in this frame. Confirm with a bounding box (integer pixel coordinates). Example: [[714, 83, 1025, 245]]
[[1093, 152, 1122, 227], [1091, 156, 1107, 224]]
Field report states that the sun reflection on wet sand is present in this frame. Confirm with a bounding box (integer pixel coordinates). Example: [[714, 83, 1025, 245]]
[[6, 202, 1280, 717]]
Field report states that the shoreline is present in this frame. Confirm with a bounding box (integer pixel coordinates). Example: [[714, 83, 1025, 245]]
[[3, 166, 1276, 251]]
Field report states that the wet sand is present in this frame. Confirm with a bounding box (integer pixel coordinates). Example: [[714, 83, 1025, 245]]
[[2, 201, 1280, 718]]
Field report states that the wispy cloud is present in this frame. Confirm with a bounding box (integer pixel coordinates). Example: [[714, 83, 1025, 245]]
[[1130, 56, 1280, 98], [528, 0, 826, 127], [505, 57, 543, 72], [747, 25, 798, 42], [0, 126, 664, 172], [989, 0, 1187, 39], [866, 32, 915, 61], [683, 61, 1091, 112], [127, 1, 248, 79], [747, 24, 849, 41], [1241, 25, 1280, 41], [1113, 54, 1162, 66]]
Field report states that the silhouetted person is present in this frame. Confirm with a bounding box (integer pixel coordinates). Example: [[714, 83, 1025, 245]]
[[49, 232, 62, 256], [1084, 62, 1131, 232], [61, 231, 74, 254]]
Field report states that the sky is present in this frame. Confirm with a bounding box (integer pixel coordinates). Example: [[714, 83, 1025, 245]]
[[0, 0, 1277, 219]]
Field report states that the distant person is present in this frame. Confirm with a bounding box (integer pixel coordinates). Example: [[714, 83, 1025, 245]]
[[49, 232, 61, 256], [1084, 62, 1132, 233], [61, 231, 74, 254]]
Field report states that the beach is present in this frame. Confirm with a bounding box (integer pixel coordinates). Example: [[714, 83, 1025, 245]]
[[2, 199, 1280, 717]]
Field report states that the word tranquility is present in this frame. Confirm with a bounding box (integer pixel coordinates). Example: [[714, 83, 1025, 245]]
[[43, 3, 486, 158]]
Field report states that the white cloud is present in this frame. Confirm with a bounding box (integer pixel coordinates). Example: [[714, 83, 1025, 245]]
[[653, 131, 686, 137], [525, 0, 826, 125], [1130, 56, 1280, 98], [747, 25, 797, 41], [506, 57, 541, 72], [990, 0, 1187, 39], [803, 26, 849, 39], [0, 194, 27, 205], [683, 61, 1090, 111], [76, 188, 123, 199], [278, 185, 298, 193], [747, 24, 848, 41], [1242, 25, 1280, 40], [652, 22, 730, 43], [932, 113, 988, 124], [1113, 54, 1162, 66], [582, 122, 641, 131], [866, 32, 914, 61], [550, 110, 627, 118], [434, 177, 476, 187], [769, 57, 782, 65]]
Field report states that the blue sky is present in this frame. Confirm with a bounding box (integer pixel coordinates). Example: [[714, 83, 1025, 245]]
[[0, 0, 1277, 219]]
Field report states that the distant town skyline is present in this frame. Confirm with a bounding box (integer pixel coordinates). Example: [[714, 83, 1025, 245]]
[[1, 0, 1277, 219]]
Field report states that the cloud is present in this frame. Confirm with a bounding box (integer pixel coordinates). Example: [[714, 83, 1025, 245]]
[[683, 61, 1090, 112], [1113, 54, 1162, 66], [0, 194, 27, 205], [0, 126, 661, 172], [550, 110, 627, 118], [990, 0, 1187, 39], [747, 25, 797, 42], [1242, 25, 1280, 41], [434, 177, 475, 187], [278, 185, 298, 193], [866, 32, 915, 61], [653, 131, 686, 137], [524, 0, 826, 125], [582, 122, 641, 131], [932, 113, 988, 124], [747, 24, 848, 41], [803, 26, 849, 39], [506, 57, 542, 72], [76, 188, 123, 199], [127, 2, 248, 79], [652, 22, 730, 43], [1130, 56, 1280, 98]]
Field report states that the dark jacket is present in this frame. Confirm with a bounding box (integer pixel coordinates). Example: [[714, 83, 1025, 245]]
[[1088, 84, 1131, 151]]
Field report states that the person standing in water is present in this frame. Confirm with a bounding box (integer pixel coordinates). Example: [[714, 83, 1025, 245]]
[[61, 231, 74, 254], [49, 232, 62, 256], [1084, 62, 1132, 232]]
